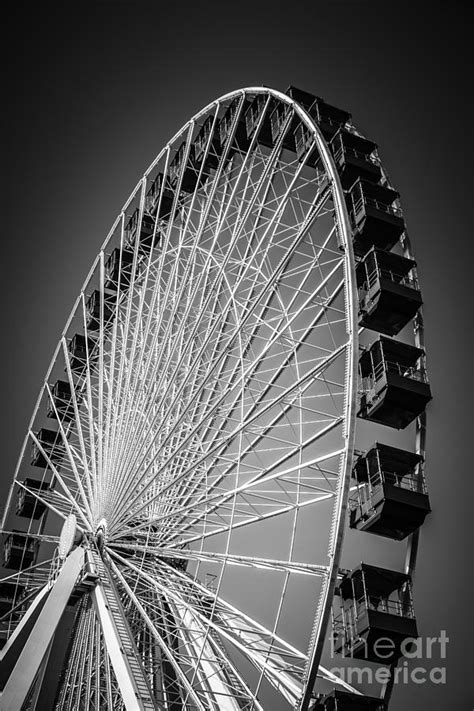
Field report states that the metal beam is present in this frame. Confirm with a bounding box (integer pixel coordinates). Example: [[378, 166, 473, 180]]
[[0, 584, 50, 688], [1, 546, 85, 711]]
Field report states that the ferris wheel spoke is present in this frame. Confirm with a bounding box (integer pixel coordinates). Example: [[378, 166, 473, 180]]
[[102, 211, 131, 490], [106, 287, 146, 473], [85, 606, 96, 704], [119, 209, 249, 460], [111, 552, 305, 707], [72, 317, 102, 509], [110, 97, 262, 474], [151, 573, 305, 708], [113, 262, 284, 516], [0, 575, 51, 647], [60, 602, 107, 710], [57, 602, 87, 710], [154, 275, 345, 532], [108, 557, 219, 711], [109, 243, 345, 531], [110, 338, 347, 534], [166, 492, 336, 548], [106, 179, 167, 483], [130, 378, 339, 540], [14, 480, 71, 527], [111, 401, 342, 543], [110, 145, 331, 508], [44, 380, 93, 523], [166, 565, 308, 669], [177, 355, 343, 508], [60, 334, 96, 511], [28, 431, 92, 532], [114, 545, 329, 579], [93, 252, 108, 511], [110, 551, 308, 667], [110, 437, 342, 546], [110, 268, 241, 496], [179, 262, 343, 475], [112, 252, 232, 509], [168, 597, 264, 711], [126, 245, 340, 496], [115, 111, 224, 444], [180, 555, 361, 700], [206, 609, 304, 706], [107, 236, 230, 509], [104, 208, 139, 489], [111, 278, 247, 519]]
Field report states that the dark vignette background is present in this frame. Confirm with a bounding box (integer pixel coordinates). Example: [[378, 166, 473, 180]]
[[2, 1, 473, 708]]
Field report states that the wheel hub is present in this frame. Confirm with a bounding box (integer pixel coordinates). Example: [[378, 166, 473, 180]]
[[95, 518, 107, 552]]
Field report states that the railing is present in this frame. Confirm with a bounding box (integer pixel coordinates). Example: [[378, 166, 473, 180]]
[[218, 107, 236, 144], [351, 464, 427, 503], [379, 466, 427, 493], [335, 594, 415, 629], [379, 266, 417, 288], [360, 375, 377, 403], [332, 613, 348, 637], [351, 193, 403, 219], [361, 594, 414, 618], [145, 175, 167, 213], [147, 176, 161, 201], [194, 117, 213, 158], [245, 96, 266, 135], [294, 124, 313, 158], [126, 209, 139, 234], [332, 608, 360, 651], [385, 359, 427, 382], [270, 105, 290, 140], [362, 358, 427, 387], [169, 143, 193, 184], [315, 110, 347, 129], [359, 266, 418, 294], [333, 144, 379, 167], [349, 486, 371, 511]]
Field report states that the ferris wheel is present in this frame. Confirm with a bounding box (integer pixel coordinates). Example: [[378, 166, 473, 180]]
[[0, 86, 432, 710]]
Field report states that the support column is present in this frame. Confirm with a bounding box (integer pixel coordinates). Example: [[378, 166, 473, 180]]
[[1, 546, 85, 711]]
